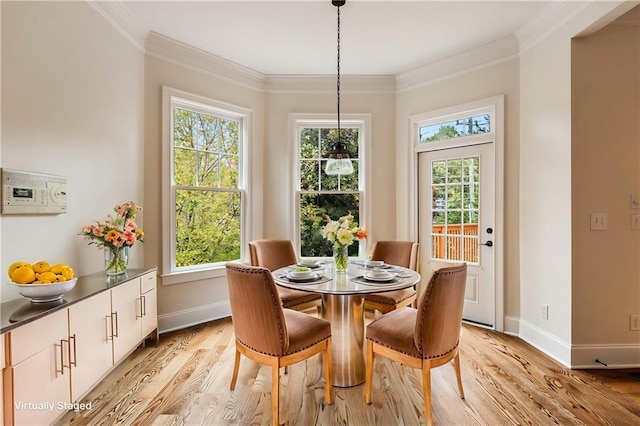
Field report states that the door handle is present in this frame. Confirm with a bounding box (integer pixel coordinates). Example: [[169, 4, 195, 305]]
[[480, 241, 493, 247]]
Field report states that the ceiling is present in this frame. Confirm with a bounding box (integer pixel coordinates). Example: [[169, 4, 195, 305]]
[[117, 0, 558, 76]]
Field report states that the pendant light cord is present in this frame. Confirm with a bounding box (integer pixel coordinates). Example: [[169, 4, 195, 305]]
[[336, 4, 341, 146]]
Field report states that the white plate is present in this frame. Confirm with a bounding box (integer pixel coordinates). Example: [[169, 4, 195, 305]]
[[285, 273, 320, 282], [364, 272, 394, 281], [297, 261, 321, 269]]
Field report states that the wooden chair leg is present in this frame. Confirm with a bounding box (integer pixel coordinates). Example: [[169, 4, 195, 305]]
[[230, 347, 241, 391], [364, 340, 374, 404], [271, 360, 280, 426], [422, 359, 433, 426], [323, 339, 334, 404], [453, 351, 465, 399]]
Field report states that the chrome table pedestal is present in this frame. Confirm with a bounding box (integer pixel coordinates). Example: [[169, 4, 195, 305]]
[[322, 293, 365, 387]]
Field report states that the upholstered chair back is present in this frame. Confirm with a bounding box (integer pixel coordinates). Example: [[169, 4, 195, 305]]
[[414, 263, 467, 359], [226, 263, 289, 356], [248, 240, 297, 271], [370, 241, 419, 270]]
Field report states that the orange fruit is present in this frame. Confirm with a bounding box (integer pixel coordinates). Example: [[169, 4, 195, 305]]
[[12, 266, 36, 284]]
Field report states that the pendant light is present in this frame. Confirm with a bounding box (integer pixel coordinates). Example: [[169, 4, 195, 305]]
[[324, 0, 354, 176]]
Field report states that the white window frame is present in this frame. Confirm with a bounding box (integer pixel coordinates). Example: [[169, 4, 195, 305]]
[[162, 87, 251, 285], [291, 113, 371, 259]]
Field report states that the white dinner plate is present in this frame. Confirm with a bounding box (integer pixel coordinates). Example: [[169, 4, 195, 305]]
[[363, 272, 395, 282], [285, 273, 320, 282]]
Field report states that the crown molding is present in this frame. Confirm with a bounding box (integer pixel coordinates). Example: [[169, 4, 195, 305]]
[[87, 0, 147, 52], [395, 36, 519, 93], [145, 32, 266, 93], [264, 75, 396, 94], [516, 1, 589, 55]]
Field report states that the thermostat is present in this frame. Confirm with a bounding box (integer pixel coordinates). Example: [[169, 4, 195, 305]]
[[1, 168, 67, 214]]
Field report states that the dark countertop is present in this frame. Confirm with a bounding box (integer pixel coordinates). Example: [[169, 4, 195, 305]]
[[1, 268, 156, 334]]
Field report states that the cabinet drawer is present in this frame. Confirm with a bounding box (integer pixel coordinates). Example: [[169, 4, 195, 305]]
[[9, 309, 68, 366], [140, 271, 156, 294]]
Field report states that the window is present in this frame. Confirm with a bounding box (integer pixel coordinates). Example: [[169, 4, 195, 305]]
[[431, 156, 480, 264], [163, 88, 249, 278], [294, 117, 366, 258], [419, 113, 490, 143]]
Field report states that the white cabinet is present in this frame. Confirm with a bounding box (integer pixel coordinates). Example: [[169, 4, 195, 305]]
[[2, 269, 158, 425], [68, 290, 113, 402], [111, 271, 158, 364], [5, 309, 70, 425], [111, 278, 143, 364], [140, 272, 158, 340]]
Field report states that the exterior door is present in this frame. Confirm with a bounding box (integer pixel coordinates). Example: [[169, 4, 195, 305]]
[[418, 143, 495, 327]]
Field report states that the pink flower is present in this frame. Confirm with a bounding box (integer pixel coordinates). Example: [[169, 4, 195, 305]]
[[122, 230, 136, 245]]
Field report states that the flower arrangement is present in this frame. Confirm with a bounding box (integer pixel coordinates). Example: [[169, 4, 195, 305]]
[[81, 202, 144, 275], [321, 214, 367, 271]]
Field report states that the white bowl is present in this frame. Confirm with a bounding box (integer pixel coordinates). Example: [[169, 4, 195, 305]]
[[365, 269, 393, 280], [299, 259, 319, 267], [9, 278, 78, 303], [364, 260, 384, 268], [287, 269, 313, 279]]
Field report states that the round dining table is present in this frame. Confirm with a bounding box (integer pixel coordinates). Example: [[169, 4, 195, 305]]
[[272, 261, 421, 387]]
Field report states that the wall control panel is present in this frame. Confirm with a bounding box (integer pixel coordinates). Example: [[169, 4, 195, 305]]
[[1, 168, 67, 214]]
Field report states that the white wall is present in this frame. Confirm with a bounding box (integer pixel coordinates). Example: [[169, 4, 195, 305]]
[[519, 0, 633, 365], [1, 1, 144, 301]]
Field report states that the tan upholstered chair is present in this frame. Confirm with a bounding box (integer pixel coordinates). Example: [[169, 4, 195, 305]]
[[248, 240, 322, 312], [363, 241, 419, 313], [364, 263, 467, 426], [226, 263, 333, 426]]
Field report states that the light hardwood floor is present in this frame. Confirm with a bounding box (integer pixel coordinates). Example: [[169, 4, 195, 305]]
[[57, 315, 640, 425]]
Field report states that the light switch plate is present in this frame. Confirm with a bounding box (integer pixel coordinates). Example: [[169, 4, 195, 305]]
[[590, 213, 608, 231], [632, 215, 640, 230], [632, 194, 640, 209]]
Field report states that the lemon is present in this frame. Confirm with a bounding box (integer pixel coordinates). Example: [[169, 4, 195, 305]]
[[61, 266, 74, 280], [50, 263, 67, 275], [38, 272, 57, 282], [55, 275, 67, 282], [32, 261, 51, 274], [12, 266, 36, 284], [8, 261, 30, 279]]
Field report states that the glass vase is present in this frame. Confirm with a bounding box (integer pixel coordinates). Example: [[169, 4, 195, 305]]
[[333, 245, 348, 273], [105, 246, 129, 276]]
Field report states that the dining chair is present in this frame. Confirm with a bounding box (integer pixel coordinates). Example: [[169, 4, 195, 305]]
[[363, 241, 419, 313], [226, 263, 333, 426], [248, 240, 322, 312], [364, 263, 467, 426]]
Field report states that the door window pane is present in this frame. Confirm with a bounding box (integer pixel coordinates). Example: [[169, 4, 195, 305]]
[[431, 156, 480, 264]]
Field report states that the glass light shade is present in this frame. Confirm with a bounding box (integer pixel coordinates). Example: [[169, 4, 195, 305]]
[[325, 158, 354, 175]]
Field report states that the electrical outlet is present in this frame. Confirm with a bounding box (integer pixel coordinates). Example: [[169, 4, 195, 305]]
[[590, 213, 608, 231], [541, 304, 549, 320], [630, 315, 640, 331]]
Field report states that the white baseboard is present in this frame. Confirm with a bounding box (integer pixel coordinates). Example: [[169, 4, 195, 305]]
[[571, 343, 640, 369], [503, 315, 520, 336], [517, 319, 572, 367], [158, 301, 231, 334]]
